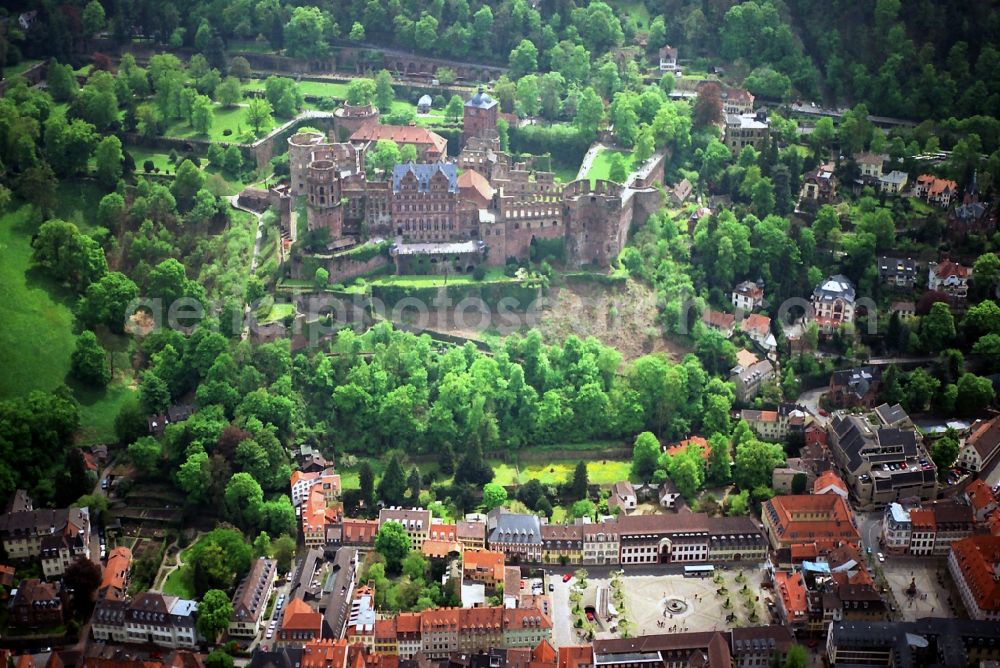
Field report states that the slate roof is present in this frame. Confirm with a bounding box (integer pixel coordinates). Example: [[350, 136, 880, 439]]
[[465, 89, 498, 110], [391, 162, 458, 193], [489, 513, 541, 545], [814, 274, 856, 303]]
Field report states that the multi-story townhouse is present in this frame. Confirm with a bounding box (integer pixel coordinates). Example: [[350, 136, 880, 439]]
[[229, 557, 276, 638], [540, 524, 583, 564], [124, 593, 198, 649], [582, 522, 620, 565], [0, 505, 90, 562], [378, 508, 432, 550], [949, 535, 1000, 621]]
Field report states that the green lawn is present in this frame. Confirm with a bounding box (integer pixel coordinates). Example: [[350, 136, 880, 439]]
[[126, 146, 174, 173], [491, 458, 633, 486], [162, 565, 196, 599], [0, 202, 137, 441], [586, 149, 637, 184], [553, 165, 581, 183], [0, 205, 78, 399], [369, 269, 512, 288], [164, 104, 267, 142], [261, 302, 295, 323], [244, 79, 352, 99], [3, 60, 42, 78], [617, 0, 651, 30]]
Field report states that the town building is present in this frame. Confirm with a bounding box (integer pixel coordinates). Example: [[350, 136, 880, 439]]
[[290, 469, 341, 508], [658, 45, 678, 72], [877, 256, 918, 289], [827, 618, 1000, 667], [462, 549, 505, 589], [87, 592, 199, 648], [740, 313, 776, 354], [881, 500, 975, 555], [948, 176, 996, 239], [729, 358, 775, 403], [487, 511, 542, 563], [701, 308, 735, 337], [278, 598, 324, 646], [874, 402, 913, 430], [890, 300, 916, 319], [914, 175, 958, 207], [40, 530, 91, 579], [800, 163, 837, 204], [593, 626, 792, 668], [340, 519, 378, 552], [10, 578, 62, 628], [826, 366, 881, 409], [457, 518, 487, 551], [928, 259, 970, 301], [302, 486, 342, 548], [300, 639, 348, 668], [812, 274, 856, 331], [772, 463, 814, 494], [616, 513, 766, 565], [724, 112, 769, 154], [0, 505, 91, 562], [229, 557, 277, 639], [827, 412, 936, 508], [608, 481, 637, 514], [761, 494, 859, 561], [720, 87, 755, 115], [99, 546, 132, 601], [320, 547, 359, 640], [855, 153, 887, 181], [948, 535, 1000, 621], [878, 170, 908, 194], [813, 470, 849, 499], [740, 404, 809, 441], [731, 280, 764, 312], [582, 522, 620, 565], [956, 415, 1000, 473], [540, 524, 583, 564], [378, 507, 432, 550]]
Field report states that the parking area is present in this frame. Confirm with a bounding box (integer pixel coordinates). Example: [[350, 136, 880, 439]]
[[879, 558, 961, 621], [552, 569, 770, 645]]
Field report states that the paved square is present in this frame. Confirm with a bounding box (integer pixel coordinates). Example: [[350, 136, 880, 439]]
[[567, 570, 769, 642], [880, 558, 962, 621]]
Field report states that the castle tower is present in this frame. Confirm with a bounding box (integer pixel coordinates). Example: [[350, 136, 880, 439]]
[[306, 159, 344, 239], [463, 87, 499, 144], [288, 132, 329, 196]]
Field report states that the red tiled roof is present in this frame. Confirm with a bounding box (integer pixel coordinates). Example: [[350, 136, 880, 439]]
[[457, 169, 495, 201], [302, 639, 349, 668], [765, 494, 859, 550], [813, 470, 847, 495], [909, 509, 936, 531], [951, 535, 1000, 613], [740, 313, 771, 336], [775, 571, 808, 617], [702, 309, 735, 330], [463, 549, 504, 581], [350, 125, 447, 155], [932, 260, 970, 279], [282, 598, 323, 633], [100, 547, 132, 599], [558, 646, 594, 668]]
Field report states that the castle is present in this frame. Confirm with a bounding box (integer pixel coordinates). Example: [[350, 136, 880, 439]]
[[278, 88, 666, 279]]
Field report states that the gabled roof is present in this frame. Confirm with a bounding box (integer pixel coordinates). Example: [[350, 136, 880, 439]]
[[350, 124, 447, 154], [456, 168, 495, 201], [951, 535, 1000, 613], [965, 415, 1000, 462], [391, 163, 457, 194]]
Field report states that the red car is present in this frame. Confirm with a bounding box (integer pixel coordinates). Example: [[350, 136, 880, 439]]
[[562, 573, 573, 583], [586, 610, 595, 621]]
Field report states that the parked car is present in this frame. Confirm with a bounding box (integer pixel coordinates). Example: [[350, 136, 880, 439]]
[[562, 573, 572, 582], [877, 552, 885, 563], [548, 583, 554, 592], [586, 610, 595, 621]]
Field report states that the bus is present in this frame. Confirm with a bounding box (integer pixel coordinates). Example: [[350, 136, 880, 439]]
[[684, 565, 715, 578]]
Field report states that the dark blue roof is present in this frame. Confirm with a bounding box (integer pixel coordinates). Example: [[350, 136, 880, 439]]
[[391, 162, 458, 193]]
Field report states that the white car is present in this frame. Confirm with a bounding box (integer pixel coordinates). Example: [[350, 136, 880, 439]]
[[265, 629, 273, 639], [877, 552, 885, 563]]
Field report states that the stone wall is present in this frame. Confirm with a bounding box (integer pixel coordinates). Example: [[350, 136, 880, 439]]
[[0, 61, 47, 96]]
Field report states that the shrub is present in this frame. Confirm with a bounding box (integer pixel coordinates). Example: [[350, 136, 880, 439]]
[[472, 265, 487, 280], [143, 160, 154, 173]]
